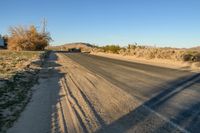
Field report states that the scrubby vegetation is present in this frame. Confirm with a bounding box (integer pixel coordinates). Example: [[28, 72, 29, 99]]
[[0, 51, 42, 78], [100, 45, 122, 54], [7, 25, 51, 51], [93, 44, 200, 62], [0, 51, 46, 132]]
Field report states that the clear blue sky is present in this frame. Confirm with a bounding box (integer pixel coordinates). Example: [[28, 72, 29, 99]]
[[1, 0, 200, 48]]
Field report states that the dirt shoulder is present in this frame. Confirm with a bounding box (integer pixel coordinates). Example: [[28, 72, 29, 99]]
[[7, 52, 139, 133], [7, 52, 188, 133], [57, 53, 189, 133], [57, 53, 141, 133], [91, 52, 200, 72]]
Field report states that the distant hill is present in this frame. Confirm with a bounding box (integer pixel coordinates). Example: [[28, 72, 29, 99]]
[[47, 42, 95, 52]]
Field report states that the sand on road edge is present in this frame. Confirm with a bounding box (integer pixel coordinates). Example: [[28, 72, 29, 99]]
[[7, 52, 140, 133], [91, 52, 200, 72]]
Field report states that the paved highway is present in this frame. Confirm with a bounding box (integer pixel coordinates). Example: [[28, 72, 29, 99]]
[[66, 53, 200, 133]]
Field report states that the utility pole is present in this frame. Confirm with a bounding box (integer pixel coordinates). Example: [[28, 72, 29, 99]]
[[42, 18, 47, 34]]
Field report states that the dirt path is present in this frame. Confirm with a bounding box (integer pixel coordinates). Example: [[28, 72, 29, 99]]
[[7, 52, 64, 133], [7, 52, 190, 133]]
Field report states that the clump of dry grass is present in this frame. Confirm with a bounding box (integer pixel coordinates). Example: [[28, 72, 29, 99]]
[[7, 25, 51, 51]]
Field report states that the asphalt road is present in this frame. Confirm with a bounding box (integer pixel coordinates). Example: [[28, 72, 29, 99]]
[[66, 53, 200, 133]]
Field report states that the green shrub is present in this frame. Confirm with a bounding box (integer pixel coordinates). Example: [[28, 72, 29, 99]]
[[101, 45, 121, 54]]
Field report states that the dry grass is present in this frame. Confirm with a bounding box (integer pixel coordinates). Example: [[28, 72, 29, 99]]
[[0, 50, 46, 132], [0, 50, 43, 79]]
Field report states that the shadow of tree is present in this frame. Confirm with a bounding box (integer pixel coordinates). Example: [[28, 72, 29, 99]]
[[37, 52, 67, 133]]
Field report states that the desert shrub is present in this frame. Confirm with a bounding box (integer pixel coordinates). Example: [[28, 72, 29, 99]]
[[93, 43, 200, 62], [101, 45, 121, 54], [127, 44, 138, 50], [182, 54, 193, 61], [181, 51, 200, 62], [7, 25, 51, 51]]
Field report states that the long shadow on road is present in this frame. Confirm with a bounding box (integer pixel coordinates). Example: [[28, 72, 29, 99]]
[[95, 73, 200, 133], [66, 53, 200, 133]]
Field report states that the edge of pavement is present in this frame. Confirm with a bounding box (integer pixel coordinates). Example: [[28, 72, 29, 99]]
[[90, 52, 200, 73]]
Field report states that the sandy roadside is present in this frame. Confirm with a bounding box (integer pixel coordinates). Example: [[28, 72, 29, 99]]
[[7, 52, 187, 133], [58, 53, 188, 133], [91, 52, 200, 72], [57, 53, 141, 133], [7, 52, 140, 133]]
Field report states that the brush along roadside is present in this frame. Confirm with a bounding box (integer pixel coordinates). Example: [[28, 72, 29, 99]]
[[0, 50, 50, 132]]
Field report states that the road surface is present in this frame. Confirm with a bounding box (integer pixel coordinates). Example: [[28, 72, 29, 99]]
[[66, 53, 200, 133]]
